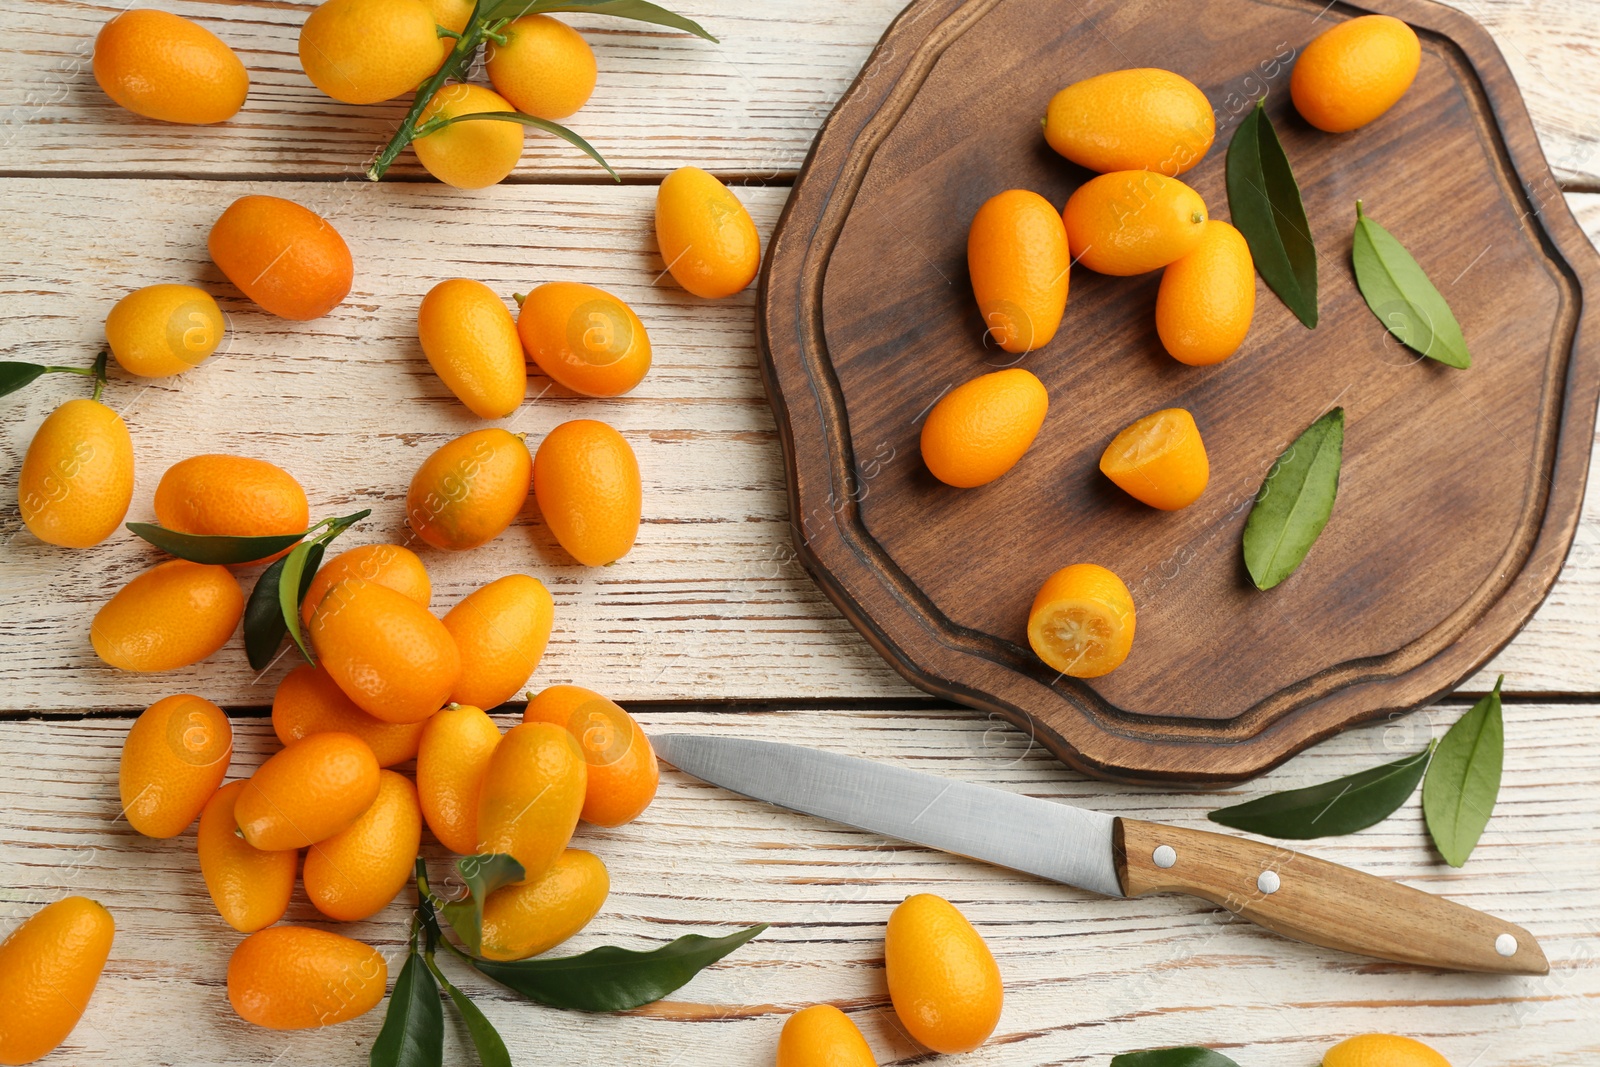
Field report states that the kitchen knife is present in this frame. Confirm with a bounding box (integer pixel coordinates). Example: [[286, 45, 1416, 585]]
[[653, 734, 1548, 975]]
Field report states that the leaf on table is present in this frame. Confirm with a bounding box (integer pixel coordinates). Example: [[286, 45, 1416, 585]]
[[1208, 743, 1432, 839], [126, 523, 308, 566], [440, 853, 526, 957], [1242, 407, 1344, 590], [370, 941, 445, 1067], [1423, 676, 1505, 866], [1111, 1048, 1246, 1067], [243, 547, 323, 670], [1352, 201, 1471, 368], [469, 924, 769, 1012], [277, 540, 325, 664], [485, 0, 717, 40], [425, 954, 513, 1067], [0, 362, 49, 399], [1227, 98, 1318, 328]]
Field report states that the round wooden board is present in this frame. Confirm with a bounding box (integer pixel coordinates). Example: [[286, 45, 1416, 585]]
[[756, 0, 1600, 784]]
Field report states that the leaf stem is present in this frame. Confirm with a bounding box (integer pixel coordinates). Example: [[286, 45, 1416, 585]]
[[367, 12, 489, 181], [90, 350, 108, 402]]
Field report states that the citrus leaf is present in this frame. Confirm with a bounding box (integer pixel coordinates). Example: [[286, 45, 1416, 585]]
[[439, 854, 526, 957], [424, 954, 512, 1067], [1227, 99, 1317, 328], [485, 0, 716, 40], [1208, 744, 1432, 839], [243, 543, 324, 670], [1352, 201, 1471, 369], [126, 523, 307, 566], [429, 111, 617, 180], [1112, 1050, 1245, 1067], [370, 939, 445, 1067], [1242, 407, 1344, 590], [469, 924, 768, 1011], [277, 540, 321, 665], [1423, 677, 1504, 867], [0, 362, 49, 399]]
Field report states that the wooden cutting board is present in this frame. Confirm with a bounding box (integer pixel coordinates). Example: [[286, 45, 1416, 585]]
[[756, 0, 1600, 783]]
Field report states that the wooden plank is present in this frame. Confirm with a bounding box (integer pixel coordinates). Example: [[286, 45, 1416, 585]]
[[1, 703, 1595, 1064], [0, 0, 1597, 185], [3, 182, 1600, 712]]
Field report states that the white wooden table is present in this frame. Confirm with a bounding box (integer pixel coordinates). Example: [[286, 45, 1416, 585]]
[[3, 1, 1599, 1063]]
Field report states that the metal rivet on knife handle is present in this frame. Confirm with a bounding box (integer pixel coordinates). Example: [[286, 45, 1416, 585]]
[[1257, 870, 1281, 895], [1152, 844, 1177, 868], [1496, 933, 1518, 957]]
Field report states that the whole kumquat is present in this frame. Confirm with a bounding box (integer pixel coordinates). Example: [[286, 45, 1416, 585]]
[[967, 189, 1070, 354], [119, 693, 232, 839], [93, 10, 248, 124], [196, 782, 297, 933], [532, 419, 641, 566], [272, 663, 426, 768], [444, 574, 555, 710], [1323, 1034, 1452, 1067], [91, 560, 244, 672], [524, 684, 657, 827], [105, 284, 226, 378], [418, 278, 526, 419], [310, 578, 462, 724], [1026, 563, 1136, 679], [153, 454, 309, 564], [208, 195, 353, 321], [476, 722, 587, 883], [0, 897, 115, 1066], [1292, 15, 1421, 133], [1062, 170, 1208, 276], [516, 282, 651, 397], [235, 732, 381, 851], [1044, 68, 1213, 175], [417, 703, 502, 854], [485, 15, 597, 120], [479, 848, 609, 960], [304, 770, 422, 922], [300, 543, 431, 626], [920, 368, 1048, 489], [18, 397, 134, 549], [1156, 220, 1255, 366], [227, 926, 386, 1030], [884, 894, 1002, 1055], [413, 83, 525, 190], [297, 0, 442, 106], [406, 428, 532, 552], [777, 1005, 878, 1067], [654, 166, 761, 299]]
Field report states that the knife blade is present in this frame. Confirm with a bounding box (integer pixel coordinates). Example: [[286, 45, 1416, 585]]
[[653, 733, 1549, 975]]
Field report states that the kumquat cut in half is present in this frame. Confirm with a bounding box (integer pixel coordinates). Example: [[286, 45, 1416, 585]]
[[1026, 563, 1136, 679]]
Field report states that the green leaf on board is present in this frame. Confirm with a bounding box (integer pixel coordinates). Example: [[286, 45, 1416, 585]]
[[1352, 201, 1471, 369], [1111, 1050, 1245, 1067], [126, 524, 308, 566], [0, 363, 49, 399], [485, 0, 716, 40], [1208, 743, 1433, 839], [1242, 407, 1344, 590], [1227, 99, 1318, 328], [439, 854, 527, 957], [1423, 676, 1505, 867], [425, 954, 513, 1067], [427, 111, 618, 180], [469, 924, 769, 1012], [243, 542, 324, 670], [369, 933, 445, 1067]]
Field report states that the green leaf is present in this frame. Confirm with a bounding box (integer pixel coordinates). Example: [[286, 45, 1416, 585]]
[[1112, 1050, 1245, 1067], [428, 111, 618, 180], [440, 854, 526, 957], [126, 523, 307, 566], [0, 363, 49, 399], [278, 540, 321, 665], [1242, 407, 1344, 590], [1227, 99, 1317, 328], [1352, 201, 1471, 369], [425, 954, 512, 1067], [243, 543, 324, 670], [485, 0, 716, 40], [1208, 744, 1432, 839], [469, 924, 768, 1011], [1423, 677, 1505, 866], [370, 941, 445, 1067]]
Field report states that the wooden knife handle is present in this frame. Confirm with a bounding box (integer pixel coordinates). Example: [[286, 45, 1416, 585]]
[[1114, 818, 1548, 975]]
